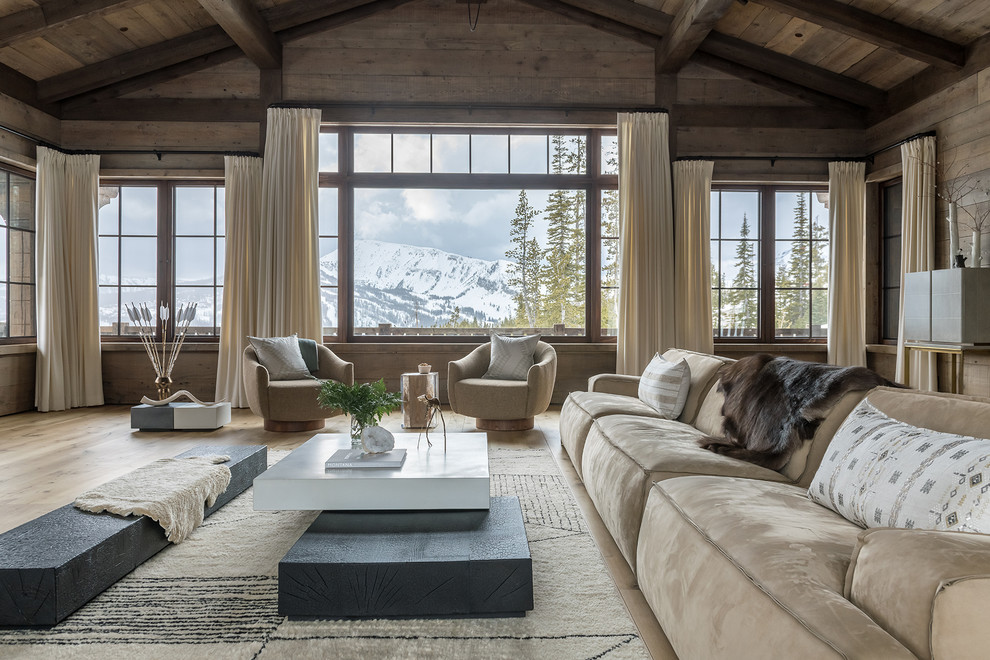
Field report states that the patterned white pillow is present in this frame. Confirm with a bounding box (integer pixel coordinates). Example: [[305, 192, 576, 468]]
[[809, 399, 990, 533], [484, 334, 541, 381], [637, 353, 691, 420], [248, 334, 312, 381]]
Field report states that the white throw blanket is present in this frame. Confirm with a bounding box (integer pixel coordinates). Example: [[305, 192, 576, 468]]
[[74, 455, 232, 544]]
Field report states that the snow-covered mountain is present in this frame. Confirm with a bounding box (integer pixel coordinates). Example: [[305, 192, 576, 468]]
[[321, 239, 517, 328]]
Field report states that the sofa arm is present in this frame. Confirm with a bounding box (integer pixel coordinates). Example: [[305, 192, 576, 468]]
[[845, 527, 990, 660], [588, 373, 640, 397]]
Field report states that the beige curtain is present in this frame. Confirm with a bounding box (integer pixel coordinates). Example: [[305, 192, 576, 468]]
[[896, 136, 937, 389], [35, 147, 104, 412], [215, 155, 262, 406], [616, 112, 675, 375], [827, 161, 867, 367], [258, 107, 323, 340], [673, 160, 714, 355]]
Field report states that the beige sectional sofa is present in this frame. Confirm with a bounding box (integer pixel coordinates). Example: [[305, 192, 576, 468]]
[[560, 349, 990, 660]]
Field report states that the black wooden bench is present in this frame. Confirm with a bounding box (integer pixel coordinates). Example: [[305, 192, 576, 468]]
[[0, 444, 267, 626]]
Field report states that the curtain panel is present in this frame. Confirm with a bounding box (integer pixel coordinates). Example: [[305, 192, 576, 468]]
[[616, 112, 675, 375], [827, 161, 867, 367], [215, 155, 263, 406], [35, 146, 104, 412], [896, 136, 937, 389], [258, 107, 323, 341], [673, 160, 714, 355]]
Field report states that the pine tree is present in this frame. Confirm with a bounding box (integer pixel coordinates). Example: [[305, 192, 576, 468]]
[[776, 193, 812, 333], [729, 214, 758, 335], [810, 212, 829, 332], [505, 190, 542, 327]]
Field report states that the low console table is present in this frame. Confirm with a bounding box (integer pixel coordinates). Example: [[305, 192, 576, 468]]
[[254, 433, 533, 619]]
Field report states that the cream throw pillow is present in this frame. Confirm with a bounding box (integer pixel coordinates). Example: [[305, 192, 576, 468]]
[[638, 353, 691, 420], [248, 334, 312, 381], [809, 399, 990, 533], [484, 334, 541, 381]]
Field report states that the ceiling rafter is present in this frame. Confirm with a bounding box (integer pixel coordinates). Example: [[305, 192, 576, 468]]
[[197, 0, 281, 69], [692, 52, 865, 115], [756, 0, 965, 70], [698, 33, 885, 108], [40, 0, 414, 105], [554, 0, 672, 34], [0, 0, 139, 49], [659, 0, 735, 73], [515, 0, 661, 49]]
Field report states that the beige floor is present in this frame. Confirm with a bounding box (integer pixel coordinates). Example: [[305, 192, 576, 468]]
[[0, 404, 677, 660]]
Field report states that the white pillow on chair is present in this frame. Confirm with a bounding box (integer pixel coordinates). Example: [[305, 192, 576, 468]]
[[248, 334, 312, 381]]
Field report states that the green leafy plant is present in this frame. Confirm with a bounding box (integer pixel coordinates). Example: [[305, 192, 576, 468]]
[[317, 379, 402, 429]]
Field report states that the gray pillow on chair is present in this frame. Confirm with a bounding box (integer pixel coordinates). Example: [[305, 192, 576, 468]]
[[248, 334, 312, 381], [484, 334, 541, 381]]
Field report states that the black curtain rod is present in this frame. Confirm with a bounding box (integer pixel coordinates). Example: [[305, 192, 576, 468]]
[[675, 155, 865, 165], [865, 130, 937, 160], [268, 101, 669, 115]]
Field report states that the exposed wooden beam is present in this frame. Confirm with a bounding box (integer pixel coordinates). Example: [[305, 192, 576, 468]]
[[515, 0, 661, 48], [699, 33, 885, 108], [37, 27, 234, 103], [659, 0, 735, 73], [757, 0, 965, 70], [46, 0, 415, 104], [0, 0, 138, 49], [59, 98, 264, 122], [197, 0, 281, 69], [555, 0, 672, 35], [692, 52, 865, 115], [672, 104, 865, 129]]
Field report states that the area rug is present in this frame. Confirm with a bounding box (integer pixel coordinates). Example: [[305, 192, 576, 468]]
[[0, 445, 648, 659]]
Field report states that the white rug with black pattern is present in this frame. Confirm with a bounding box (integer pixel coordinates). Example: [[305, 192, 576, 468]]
[[0, 446, 648, 659]]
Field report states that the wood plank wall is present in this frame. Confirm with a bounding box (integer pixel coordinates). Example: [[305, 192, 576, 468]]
[[866, 59, 990, 399]]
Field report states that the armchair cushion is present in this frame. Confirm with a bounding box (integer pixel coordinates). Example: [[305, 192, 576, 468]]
[[247, 334, 312, 381], [484, 333, 541, 380]]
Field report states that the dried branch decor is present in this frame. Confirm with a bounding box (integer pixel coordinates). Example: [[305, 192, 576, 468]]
[[125, 302, 198, 400]]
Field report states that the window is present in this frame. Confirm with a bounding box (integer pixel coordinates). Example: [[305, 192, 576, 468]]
[[321, 127, 615, 340], [174, 185, 225, 336], [99, 184, 159, 335], [0, 167, 36, 339], [99, 182, 224, 338], [711, 186, 829, 342], [881, 181, 902, 342]]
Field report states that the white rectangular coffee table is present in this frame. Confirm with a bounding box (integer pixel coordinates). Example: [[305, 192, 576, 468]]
[[253, 433, 490, 511]]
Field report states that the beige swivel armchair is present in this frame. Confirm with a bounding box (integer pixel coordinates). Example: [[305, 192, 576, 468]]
[[243, 344, 354, 432], [447, 341, 557, 431]]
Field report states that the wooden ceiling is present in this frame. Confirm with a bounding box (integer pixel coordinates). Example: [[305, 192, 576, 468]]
[[0, 0, 986, 124]]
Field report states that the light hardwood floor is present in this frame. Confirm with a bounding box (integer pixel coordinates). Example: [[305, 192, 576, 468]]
[[0, 405, 677, 660]]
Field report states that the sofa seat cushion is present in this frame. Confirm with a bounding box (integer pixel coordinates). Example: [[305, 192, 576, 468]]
[[266, 379, 326, 421], [636, 475, 915, 660], [559, 392, 665, 481], [582, 414, 789, 572], [451, 377, 529, 420]]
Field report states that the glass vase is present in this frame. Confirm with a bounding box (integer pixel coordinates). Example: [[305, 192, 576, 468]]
[[349, 417, 365, 449]]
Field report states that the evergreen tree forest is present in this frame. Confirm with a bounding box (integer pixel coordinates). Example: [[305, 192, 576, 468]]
[[504, 136, 591, 329], [714, 192, 828, 338]]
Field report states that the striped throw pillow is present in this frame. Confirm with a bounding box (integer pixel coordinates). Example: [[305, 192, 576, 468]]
[[638, 354, 691, 419]]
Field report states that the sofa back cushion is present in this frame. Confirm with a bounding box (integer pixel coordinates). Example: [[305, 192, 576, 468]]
[[809, 396, 990, 533], [692, 383, 724, 438], [661, 349, 733, 425]]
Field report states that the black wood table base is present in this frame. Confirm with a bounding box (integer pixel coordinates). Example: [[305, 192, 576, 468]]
[[279, 496, 533, 619], [0, 445, 267, 626]]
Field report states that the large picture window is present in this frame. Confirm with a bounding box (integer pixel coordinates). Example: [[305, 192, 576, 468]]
[[711, 185, 829, 342], [321, 127, 615, 340], [0, 167, 36, 339]]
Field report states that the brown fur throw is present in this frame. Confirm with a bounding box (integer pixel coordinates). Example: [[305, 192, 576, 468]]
[[699, 354, 897, 470]]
